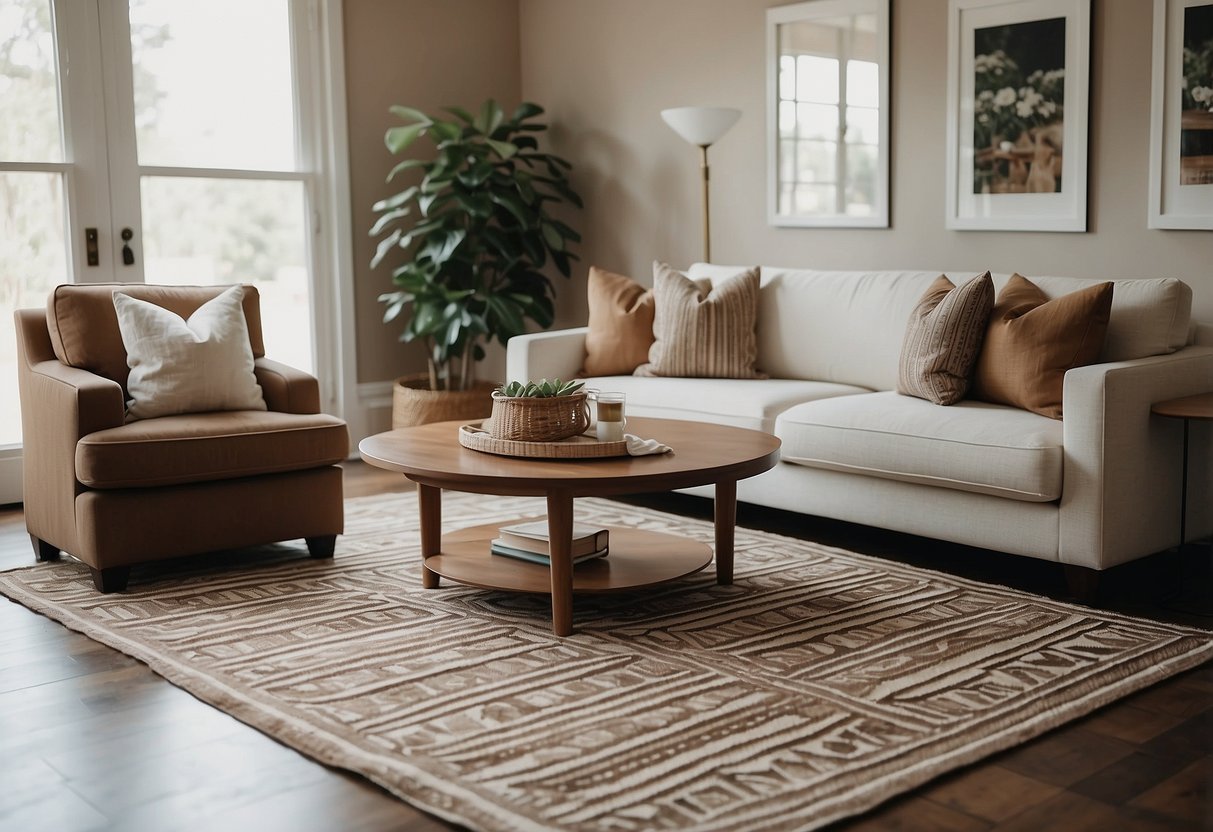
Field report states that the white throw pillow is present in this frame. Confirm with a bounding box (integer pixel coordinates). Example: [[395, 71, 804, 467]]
[[113, 285, 267, 420]]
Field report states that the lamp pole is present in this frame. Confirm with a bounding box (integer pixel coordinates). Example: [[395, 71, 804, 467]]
[[699, 144, 711, 263]]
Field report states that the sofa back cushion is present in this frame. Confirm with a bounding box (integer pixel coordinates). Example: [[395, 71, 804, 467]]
[[46, 283, 265, 390], [687, 264, 1193, 390]]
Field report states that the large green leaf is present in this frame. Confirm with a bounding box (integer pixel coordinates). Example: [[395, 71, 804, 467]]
[[389, 105, 431, 124], [371, 186, 417, 213], [385, 123, 426, 154], [485, 138, 518, 159], [540, 222, 563, 251], [370, 228, 402, 269], [485, 293, 526, 337], [443, 106, 474, 124], [385, 158, 428, 182], [511, 102, 544, 122], [369, 206, 411, 237], [473, 99, 504, 135], [488, 191, 533, 228]]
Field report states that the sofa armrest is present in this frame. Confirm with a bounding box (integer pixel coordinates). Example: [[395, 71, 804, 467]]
[[254, 357, 320, 414], [505, 327, 589, 383], [1060, 345, 1213, 569]]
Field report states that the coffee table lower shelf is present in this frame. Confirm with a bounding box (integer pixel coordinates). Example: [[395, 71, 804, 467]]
[[429, 522, 713, 594]]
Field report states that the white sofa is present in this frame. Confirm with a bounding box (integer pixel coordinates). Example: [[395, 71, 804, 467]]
[[507, 266, 1213, 576]]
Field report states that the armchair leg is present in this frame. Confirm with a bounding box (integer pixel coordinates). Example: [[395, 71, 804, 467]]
[[90, 566, 130, 593], [30, 536, 60, 562], [1063, 564, 1101, 605], [306, 535, 336, 559]]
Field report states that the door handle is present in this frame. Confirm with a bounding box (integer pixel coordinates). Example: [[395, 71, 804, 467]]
[[120, 227, 135, 266]]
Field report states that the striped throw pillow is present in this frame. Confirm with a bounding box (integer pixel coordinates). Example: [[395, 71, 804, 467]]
[[897, 272, 994, 406], [635, 262, 765, 379]]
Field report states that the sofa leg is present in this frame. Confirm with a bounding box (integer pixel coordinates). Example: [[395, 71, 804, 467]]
[[306, 535, 336, 559], [30, 535, 60, 562], [1063, 564, 1100, 605], [90, 566, 130, 593]]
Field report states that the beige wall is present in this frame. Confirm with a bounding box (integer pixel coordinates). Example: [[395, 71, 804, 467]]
[[518, 0, 1213, 331], [344, 0, 521, 384]]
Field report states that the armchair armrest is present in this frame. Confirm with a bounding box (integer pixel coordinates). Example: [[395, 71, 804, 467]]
[[505, 327, 588, 383], [254, 357, 320, 414], [15, 308, 125, 554], [1060, 345, 1213, 569]]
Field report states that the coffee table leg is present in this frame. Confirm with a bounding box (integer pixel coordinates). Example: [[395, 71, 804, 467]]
[[715, 479, 737, 585], [418, 483, 441, 589], [546, 490, 575, 636]]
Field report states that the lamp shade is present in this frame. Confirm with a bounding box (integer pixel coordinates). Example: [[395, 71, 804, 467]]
[[660, 106, 741, 147]]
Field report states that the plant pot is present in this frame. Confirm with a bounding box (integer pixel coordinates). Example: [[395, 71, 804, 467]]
[[391, 374, 497, 429]]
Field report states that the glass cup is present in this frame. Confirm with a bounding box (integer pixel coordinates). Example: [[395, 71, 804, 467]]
[[593, 392, 626, 442]]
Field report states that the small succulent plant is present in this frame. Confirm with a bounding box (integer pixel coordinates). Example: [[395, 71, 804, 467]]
[[496, 378, 585, 398]]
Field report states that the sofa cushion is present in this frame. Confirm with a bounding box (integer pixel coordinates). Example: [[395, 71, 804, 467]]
[[897, 272, 994, 406], [636, 263, 765, 379], [582, 266, 655, 377], [114, 285, 267, 420], [76, 411, 349, 489], [1026, 275, 1190, 362], [776, 391, 1064, 502], [47, 283, 266, 391], [582, 376, 872, 433], [686, 264, 1192, 391], [972, 275, 1113, 419]]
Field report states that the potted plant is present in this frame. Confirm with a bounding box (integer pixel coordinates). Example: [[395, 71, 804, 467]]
[[371, 99, 582, 427], [489, 378, 588, 441]]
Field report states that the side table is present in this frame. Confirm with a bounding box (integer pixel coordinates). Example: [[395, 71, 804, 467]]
[[1151, 392, 1212, 616], [1151, 393, 1213, 551]]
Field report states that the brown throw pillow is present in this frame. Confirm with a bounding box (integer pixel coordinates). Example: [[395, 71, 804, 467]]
[[898, 272, 995, 406], [972, 274, 1114, 419], [635, 262, 765, 378], [582, 266, 655, 376]]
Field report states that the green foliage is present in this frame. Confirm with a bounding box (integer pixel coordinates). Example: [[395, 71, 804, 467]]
[[371, 99, 582, 391], [496, 378, 584, 398]]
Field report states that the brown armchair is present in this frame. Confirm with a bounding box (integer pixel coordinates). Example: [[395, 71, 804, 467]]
[[15, 283, 350, 592]]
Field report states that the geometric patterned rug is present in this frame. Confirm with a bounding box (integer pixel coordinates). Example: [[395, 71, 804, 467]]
[[1, 491, 1209, 832]]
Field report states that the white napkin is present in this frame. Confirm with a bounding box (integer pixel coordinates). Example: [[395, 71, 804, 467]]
[[625, 434, 672, 456]]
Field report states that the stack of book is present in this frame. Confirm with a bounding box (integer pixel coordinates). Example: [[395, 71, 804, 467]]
[[490, 519, 609, 566]]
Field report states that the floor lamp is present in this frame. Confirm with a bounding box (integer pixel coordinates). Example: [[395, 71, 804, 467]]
[[660, 106, 741, 263]]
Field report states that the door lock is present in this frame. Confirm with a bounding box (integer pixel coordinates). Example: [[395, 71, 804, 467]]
[[84, 228, 99, 267]]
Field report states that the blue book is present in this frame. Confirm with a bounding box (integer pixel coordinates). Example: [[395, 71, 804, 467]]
[[490, 539, 608, 566]]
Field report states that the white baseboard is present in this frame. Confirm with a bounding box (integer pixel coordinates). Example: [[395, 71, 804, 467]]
[[346, 380, 396, 454], [0, 452, 23, 505]]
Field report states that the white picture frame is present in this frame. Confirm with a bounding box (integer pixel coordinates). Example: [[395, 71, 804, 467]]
[[945, 0, 1090, 232], [766, 0, 891, 228], [1148, 0, 1213, 230]]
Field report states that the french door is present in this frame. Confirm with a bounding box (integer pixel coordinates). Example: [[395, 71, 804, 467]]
[[0, 0, 350, 503]]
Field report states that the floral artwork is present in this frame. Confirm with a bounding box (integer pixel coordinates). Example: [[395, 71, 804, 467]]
[[972, 17, 1066, 194], [1181, 3, 1213, 185]]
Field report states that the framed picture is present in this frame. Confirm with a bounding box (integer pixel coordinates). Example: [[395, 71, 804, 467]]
[[945, 0, 1090, 231], [1148, 0, 1213, 229]]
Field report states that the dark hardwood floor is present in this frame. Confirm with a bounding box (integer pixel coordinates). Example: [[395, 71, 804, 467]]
[[1, 462, 1209, 831]]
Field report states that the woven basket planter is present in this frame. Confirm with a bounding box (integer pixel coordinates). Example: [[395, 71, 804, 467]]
[[487, 391, 590, 442], [391, 374, 497, 429]]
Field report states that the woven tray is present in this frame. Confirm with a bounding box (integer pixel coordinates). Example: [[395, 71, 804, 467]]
[[458, 423, 629, 459]]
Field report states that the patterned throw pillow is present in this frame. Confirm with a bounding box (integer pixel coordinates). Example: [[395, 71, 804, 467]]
[[581, 266, 655, 377], [897, 272, 995, 405], [635, 262, 765, 379], [972, 274, 1114, 419]]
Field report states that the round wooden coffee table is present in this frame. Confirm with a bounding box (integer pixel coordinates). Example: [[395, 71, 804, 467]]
[[358, 417, 781, 635]]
